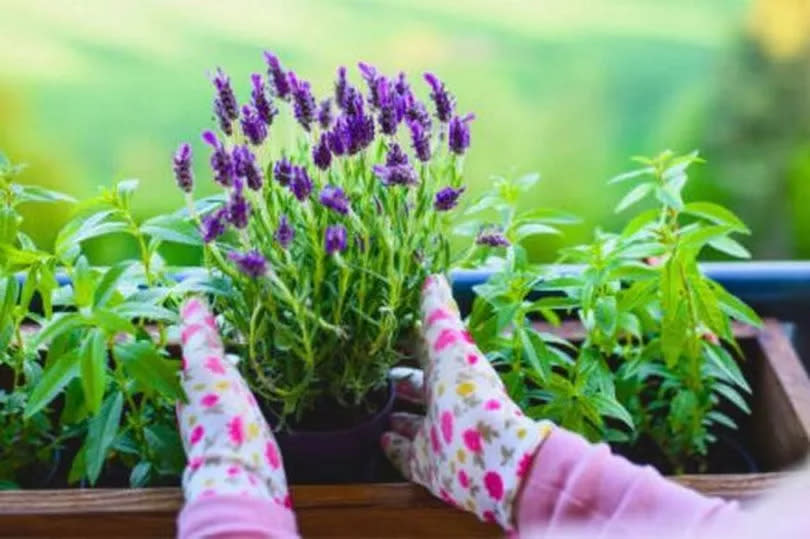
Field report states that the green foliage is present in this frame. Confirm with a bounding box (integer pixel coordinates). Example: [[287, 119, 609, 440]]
[[467, 150, 761, 472], [0, 155, 186, 487]]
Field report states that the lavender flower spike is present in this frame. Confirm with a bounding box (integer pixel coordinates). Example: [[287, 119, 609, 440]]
[[448, 113, 475, 155], [476, 227, 510, 247], [264, 51, 290, 100], [227, 178, 251, 229], [434, 186, 465, 211], [200, 208, 227, 243], [288, 71, 316, 131], [212, 68, 239, 121], [408, 120, 431, 162], [273, 156, 293, 186], [275, 214, 294, 249], [232, 145, 264, 191], [377, 78, 398, 136], [317, 98, 334, 130], [290, 166, 313, 201], [334, 66, 350, 110], [173, 143, 193, 193], [324, 224, 347, 254], [327, 121, 347, 156], [358, 62, 381, 108], [312, 133, 332, 170], [241, 104, 268, 146], [385, 143, 409, 167], [251, 73, 277, 125], [373, 163, 417, 187], [229, 249, 268, 278], [202, 131, 233, 187], [423, 72, 454, 122], [319, 185, 350, 215]]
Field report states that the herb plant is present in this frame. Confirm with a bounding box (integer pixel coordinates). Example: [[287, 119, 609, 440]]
[[174, 56, 471, 424], [466, 150, 761, 473], [0, 152, 191, 487]]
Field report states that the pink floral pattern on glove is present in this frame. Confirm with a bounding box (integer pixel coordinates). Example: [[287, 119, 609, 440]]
[[382, 275, 553, 531], [177, 297, 292, 511]]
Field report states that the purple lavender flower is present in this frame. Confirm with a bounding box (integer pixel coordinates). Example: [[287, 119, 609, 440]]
[[408, 121, 431, 162], [372, 164, 417, 187], [240, 104, 268, 146], [335, 66, 350, 110], [214, 98, 234, 136], [394, 72, 410, 97], [344, 101, 375, 155], [312, 133, 332, 170], [229, 249, 267, 278], [202, 131, 233, 187], [251, 73, 277, 125], [275, 214, 294, 249], [376, 78, 398, 136], [173, 143, 193, 193], [290, 166, 313, 201], [448, 113, 474, 155], [434, 186, 465, 211], [227, 178, 251, 229], [327, 122, 348, 156], [317, 98, 333, 129], [264, 52, 290, 100], [319, 185, 350, 215], [200, 208, 227, 243], [232, 145, 264, 191], [476, 227, 510, 247], [385, 143, 409, 167], [288, 71, 316, 131], [405, 94, 432, 131], [212, 68, 239, 121], [423, 72, 454, 122], [358, 62, 381, 108], [273, 157, 293, 186], [344, 86, 363, 116], [324, 224, 347, 254]]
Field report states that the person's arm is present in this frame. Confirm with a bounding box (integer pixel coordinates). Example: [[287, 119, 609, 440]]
[[176, 298, 299, 539]]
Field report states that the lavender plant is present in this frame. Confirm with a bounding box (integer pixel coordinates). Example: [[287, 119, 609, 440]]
[[175, 56, 473, 423]]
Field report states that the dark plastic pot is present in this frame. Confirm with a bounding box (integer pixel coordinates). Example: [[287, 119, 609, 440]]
[[275, 380, 396, 484]]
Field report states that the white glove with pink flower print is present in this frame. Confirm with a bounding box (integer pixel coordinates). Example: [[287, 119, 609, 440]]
[[382, 275, 554, 531], [176, 297, 292, 511]]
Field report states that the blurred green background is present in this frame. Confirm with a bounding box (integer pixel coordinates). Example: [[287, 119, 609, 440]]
[[2, 0, 810, 262]]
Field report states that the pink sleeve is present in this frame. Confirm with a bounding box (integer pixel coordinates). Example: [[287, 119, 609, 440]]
[[515, 428, 741, 537], [178, 494, 300, 539]]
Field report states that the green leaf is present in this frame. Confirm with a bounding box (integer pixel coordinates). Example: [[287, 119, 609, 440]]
[[24, 350, 80, 418], [707, 236, 751, 259], [615, 182, 654, 213], [679, 225, 736, 252], [80, 329, 108, 414], [113, 302, 178, 323], [56, 210, 130, 260], [464, 194, 500, 215], [0, 275, 18, 330], [116, 179, 139, 209], [514, 172, 541, 191], [92, 308, 136, 334], [13, 184, 76, 205], [591, 394, 634, 429], [516, 207, 580, 225], [594, 296, 617, 335], [705, 344, 750, 393], [84, 392, 123, 485], [144, 424, 186, 475], [608, 167, 654, 185], [73, 255, 94, 308], [129, 461, 152, 488], [621, 208, 660, 238], [713, 383, 751, 414], [528, 296, 580, 311], [512, 223, 560, 241], [518, 328, 550, 383], [706, 411, 737, 430], [682, 202, 748, 232], [93, 262, 130, 307], [140, 214, 202, 247], [655, 184, 683, 211], [617, 242, 666, 260], [0, 206, 19, 243], [452, 220, 481, 237], [710, 282, 762, 328], [116, 341, 184, 401], [30, 312, 85, 348]]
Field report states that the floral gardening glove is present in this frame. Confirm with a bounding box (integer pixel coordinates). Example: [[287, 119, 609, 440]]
[[381, 275, 554, 531], [176, 297, 291, 510]]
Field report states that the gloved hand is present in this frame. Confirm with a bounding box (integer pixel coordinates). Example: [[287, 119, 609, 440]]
[[176, 297, 292, 509], [381, 275, 554, 531]]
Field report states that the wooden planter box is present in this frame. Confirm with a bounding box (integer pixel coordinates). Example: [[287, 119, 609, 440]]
[[0, 319, 808, 537]]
